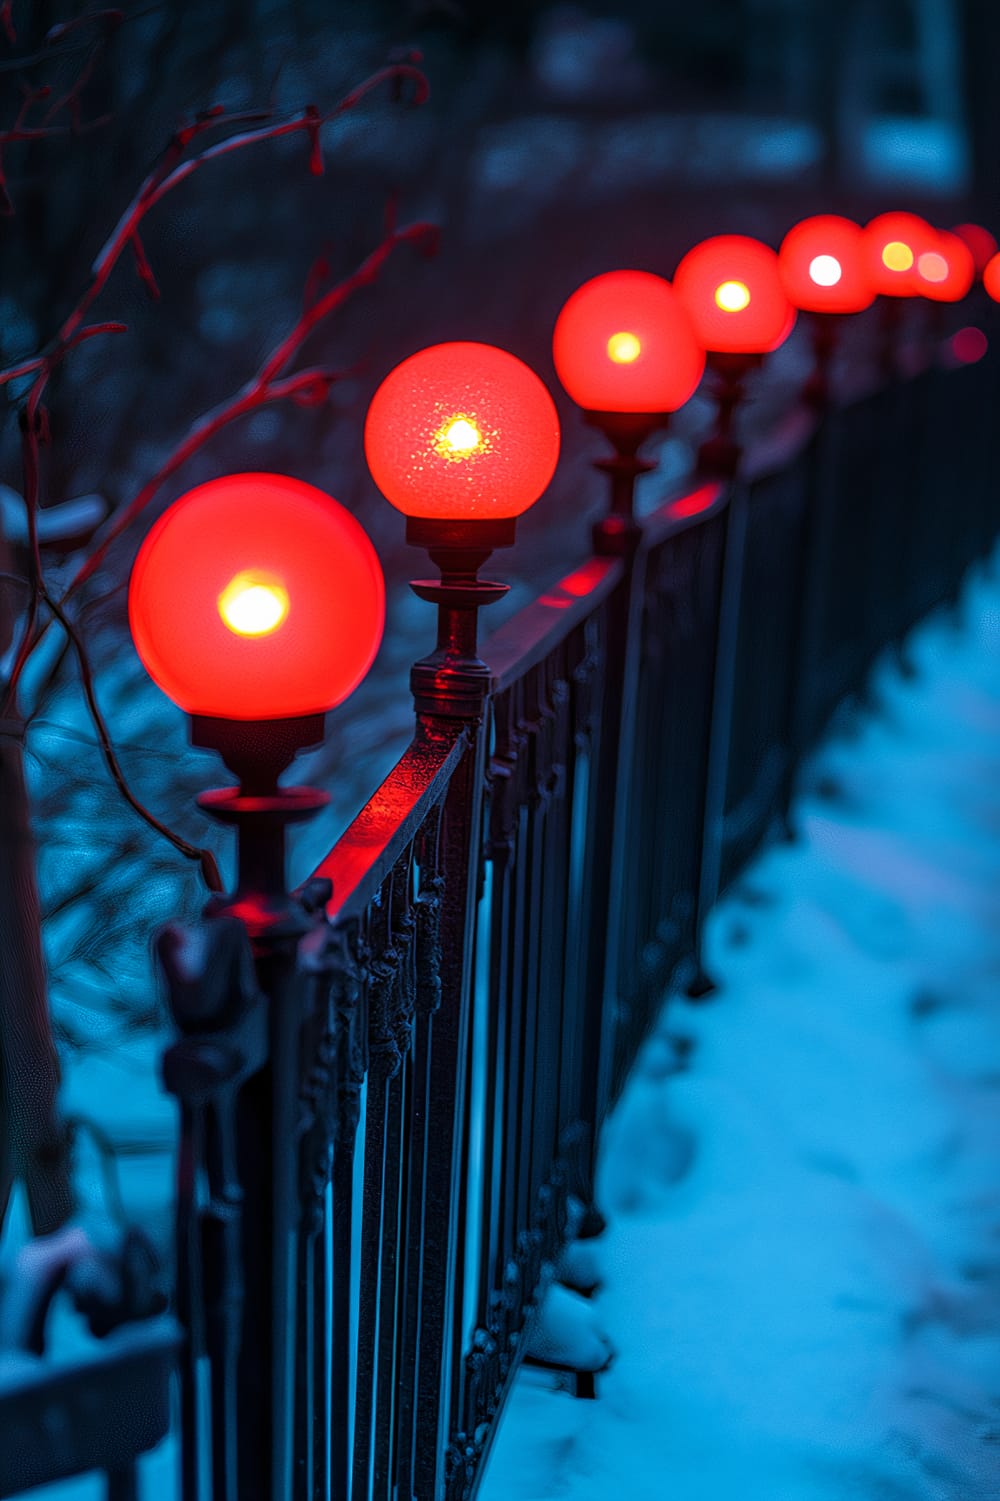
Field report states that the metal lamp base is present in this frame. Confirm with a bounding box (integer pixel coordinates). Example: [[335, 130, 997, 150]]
[[405, 515, 515, 720], [191, 714, 330, 937]]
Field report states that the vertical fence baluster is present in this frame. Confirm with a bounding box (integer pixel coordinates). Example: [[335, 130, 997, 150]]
[[329, 925, 365, 1501], [410, 727, 486, 1501]]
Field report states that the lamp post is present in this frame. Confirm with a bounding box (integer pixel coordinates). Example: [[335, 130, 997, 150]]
[[551, 269, 705, 554], [911, 230, 974, 359], [778, 215, 875, 410], [364, 341, 564, 1454], [672, 234, 796, 478], [914, 231, 975, 302], [129, 471, 385, 1501], [129, 471, 385, 926], [364, 340, 560, 720], [862, 211, 936, 378]]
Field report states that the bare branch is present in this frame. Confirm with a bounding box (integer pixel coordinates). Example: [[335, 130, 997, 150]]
[[65, 219, 436, 598], [41, 591, 224, 892], [0, 322, 127, 386]]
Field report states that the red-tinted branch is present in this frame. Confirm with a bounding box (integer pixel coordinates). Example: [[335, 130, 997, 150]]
[[0, 321, 126, 386], [80, 60, 426, 340], [67, 219, 436, 597], [129, 232, 159, 300], [0, 101, 66, 214], [0, 26, 118, 211], [41, 26, 112, 130]]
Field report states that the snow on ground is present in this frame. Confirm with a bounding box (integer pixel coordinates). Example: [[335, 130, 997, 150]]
[[480, 548, 1000, 1501]]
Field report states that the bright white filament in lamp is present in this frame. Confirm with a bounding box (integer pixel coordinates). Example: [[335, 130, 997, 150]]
[[714, 280, 751, 312], [607, 331, 642, 363], [808, 254, 842, 287], [434, 414, 485, 460], [217, 572, 290, 637]]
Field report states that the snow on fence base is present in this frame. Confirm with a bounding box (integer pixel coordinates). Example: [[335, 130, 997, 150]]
[[2, 354, 997, 1501]]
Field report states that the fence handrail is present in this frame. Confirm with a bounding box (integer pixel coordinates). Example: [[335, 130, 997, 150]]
[[484, 556, 622, 691], [313, 725, 468, 924]]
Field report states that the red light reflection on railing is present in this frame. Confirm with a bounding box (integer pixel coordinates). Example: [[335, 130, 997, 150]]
[[561, 559, 607, 596], [539, 557, 609, 610], [668, 483, 721, 520]]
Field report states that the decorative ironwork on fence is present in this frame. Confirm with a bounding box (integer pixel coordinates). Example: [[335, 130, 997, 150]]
[[1, 355, 997, 1501]]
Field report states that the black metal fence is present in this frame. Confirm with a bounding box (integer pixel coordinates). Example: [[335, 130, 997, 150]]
[[1, 351, 997, 1501]]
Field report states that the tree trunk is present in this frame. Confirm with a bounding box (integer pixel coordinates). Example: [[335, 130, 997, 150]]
[[0, 519, 72, 1236]]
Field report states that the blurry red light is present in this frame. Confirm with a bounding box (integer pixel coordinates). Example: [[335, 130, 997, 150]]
[[669, 483, 721, 519], [778, 216, 874, 313], [128, 473, 385, 720], [560, 558, 608, 597], [364, 342, 560, 520], [673, 235, 796, 353], [862, 212, 936, 296], [950, 223, 997, 276], [950, 326, 988, 364], [980, 252, 1000, 303], [552, 270, 705, 412], [915, 231, 974, 302]]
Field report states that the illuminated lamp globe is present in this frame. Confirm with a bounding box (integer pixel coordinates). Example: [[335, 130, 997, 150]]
[[128, 472, 385, 723], [672, 235, 796, 354], [551, 270, 705, 414], [363, 342, 560, 522], [778, 215, 874, 313], [983, 252, 1000, 304], [951, 223, 997, 277], [862, 212, 936, 296], [915, 231, 974, 303]]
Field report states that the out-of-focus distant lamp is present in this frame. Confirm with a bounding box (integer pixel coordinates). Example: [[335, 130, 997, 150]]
[[779, 215, 874, 410], [128, 472, 384, 923], [672, 234, 796, 477], [982, 252, 1000, 304], [914, 231, 974, 304], [862, 212, 937, 377], [862, 212, 936, 296], [364, 341, 560, 718], [551, 269, 705, 552]]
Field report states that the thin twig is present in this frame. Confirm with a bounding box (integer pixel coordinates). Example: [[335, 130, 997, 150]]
[[42, 591, 224, 892]]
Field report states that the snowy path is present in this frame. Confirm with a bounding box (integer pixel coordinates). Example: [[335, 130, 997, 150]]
[[481, 551, 1000, 1501]]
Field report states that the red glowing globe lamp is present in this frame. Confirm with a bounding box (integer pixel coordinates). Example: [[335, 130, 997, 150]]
[[914, 230, 975, 303], [552, 269, 706, 552], [672, 235, 794, 477], [862, 212, 936, 297], [983, 252, 1000, 304], [365, 341, 561, 718], [779, 215, 875, 411], [552, 269, 705, 416], [129, 473, 385, 917], [778, 216, 874, 315], [364, 341, 559, 527], [672, 235, 796, 356]]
